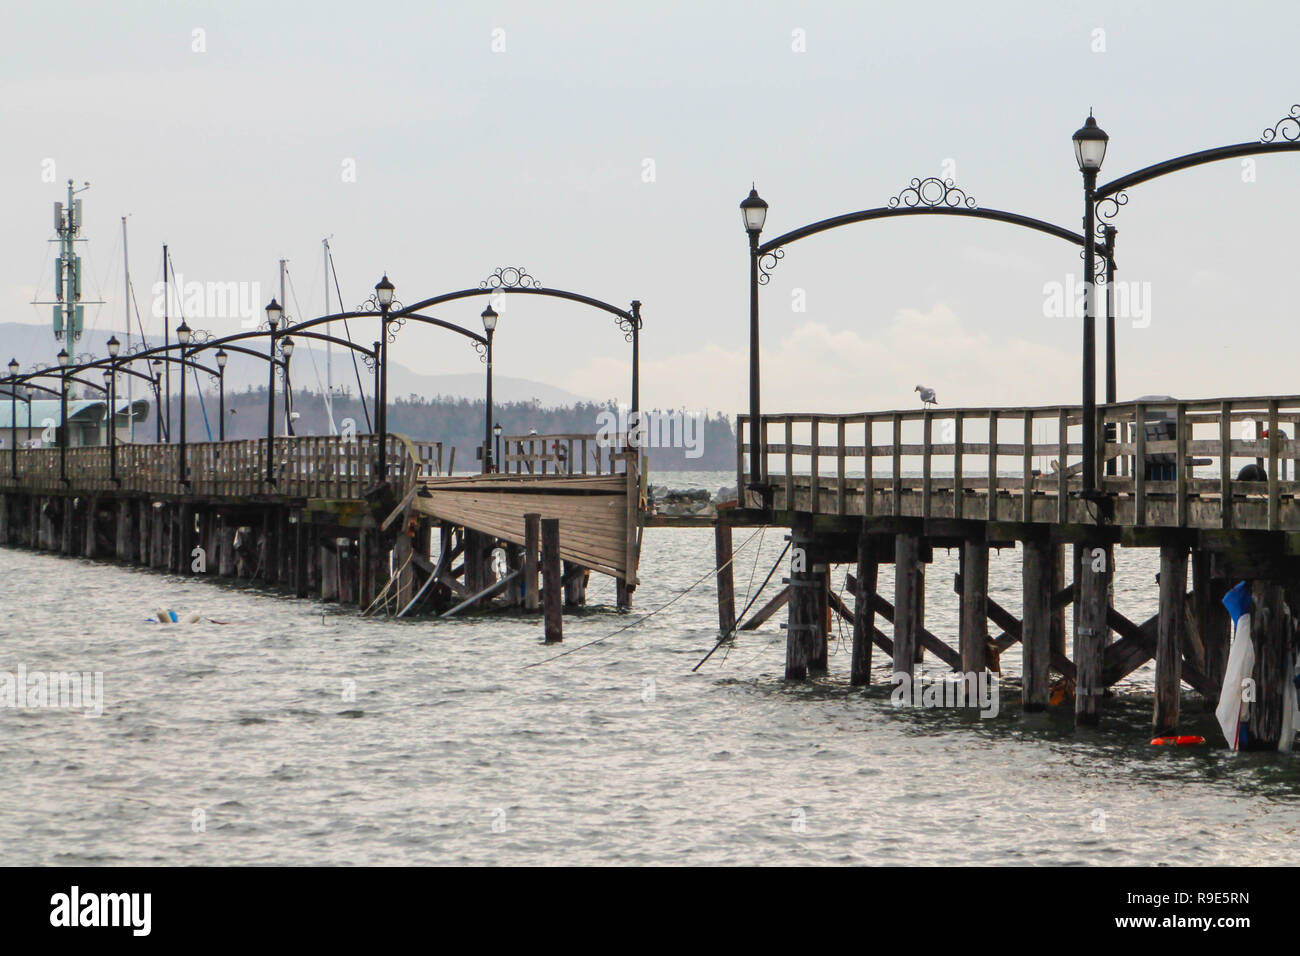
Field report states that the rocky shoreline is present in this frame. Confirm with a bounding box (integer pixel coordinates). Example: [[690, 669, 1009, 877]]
[[647, 484, 738, 519]]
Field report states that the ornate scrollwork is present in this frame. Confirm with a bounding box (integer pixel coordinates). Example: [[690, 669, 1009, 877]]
[[187, 328, 215, 345], [480, 266, 540, 291], [1262, 104, 1300, 143], [614, 311, 641, 342], [362, 352, 377, 372], [473, 340, 488, 364], [888, 176, 977, 210], [757, 247, 784, 285], [356, 293, 403, 315]]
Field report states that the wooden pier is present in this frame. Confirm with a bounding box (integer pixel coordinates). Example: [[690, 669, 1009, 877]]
[[0, 431, 643, 634], [719, 396, 1300, 746]]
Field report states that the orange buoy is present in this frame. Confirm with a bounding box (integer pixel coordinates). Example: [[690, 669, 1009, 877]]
[[1150, 735, 1206, 746]]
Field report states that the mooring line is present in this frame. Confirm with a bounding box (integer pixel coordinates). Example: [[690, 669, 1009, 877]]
[[696, 537, 791, 672], [523, 528, 764, 669]]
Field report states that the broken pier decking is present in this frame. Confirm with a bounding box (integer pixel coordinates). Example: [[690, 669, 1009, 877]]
[[0, 431, 644, 629], [716, 397, 1300, 747]]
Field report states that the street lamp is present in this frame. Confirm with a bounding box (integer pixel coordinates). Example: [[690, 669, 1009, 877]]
[[481, 304, 498, 473], [280, 337, 295, 437], [1073, 112, 1109, 497], [215, 348, 228, 441], [150, 358, 164, 442], [494, 421, 503, 474], [7, 357, 19, 481], [264, 297, 281, 484], [374, 275, 394, 482], [57, 348, 70, 485], [176, 321, 191, 485], [106, 334, 120, 484], [741, 186, 769, 497]]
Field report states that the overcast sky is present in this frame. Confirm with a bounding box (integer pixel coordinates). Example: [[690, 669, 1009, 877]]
[[3, 0, 1298, 416]]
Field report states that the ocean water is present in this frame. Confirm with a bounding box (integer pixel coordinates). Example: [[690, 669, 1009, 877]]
[[2, 472, 1299, 865]]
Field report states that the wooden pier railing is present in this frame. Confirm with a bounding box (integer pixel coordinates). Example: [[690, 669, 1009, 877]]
[[0, 433, 442, 500], [503, 433, 634, 475], [739, 396, 1300, 531]]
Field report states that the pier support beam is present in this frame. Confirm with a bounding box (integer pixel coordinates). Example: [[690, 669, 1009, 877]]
[[785, 518, 816, 680], [893, 532, 922, 680], [1021, 537, 1052, 711], [1075, 543, 1109, 726], [563, 561, 588, 607], [541, 517, 562, 643], [1246, 580, 1293, 750], [850, 534, 879, 686], [959, 539, 989, 674], [1154, 541, 1188, 733], [715, 523, 736, 636], [523, 512, 540, 612], [1192, 550, 1230, 708]]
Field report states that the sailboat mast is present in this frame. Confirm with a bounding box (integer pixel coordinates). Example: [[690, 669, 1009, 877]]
[[123, 217, 133, 441], [324, 238, 335, 434], [163, 243, 170, 442]]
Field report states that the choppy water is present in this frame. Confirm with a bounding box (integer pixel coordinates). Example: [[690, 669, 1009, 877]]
[[3, 472, 1299, 865]]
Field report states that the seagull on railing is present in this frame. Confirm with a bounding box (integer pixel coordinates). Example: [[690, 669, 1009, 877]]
[[915, 385, 938, 408]]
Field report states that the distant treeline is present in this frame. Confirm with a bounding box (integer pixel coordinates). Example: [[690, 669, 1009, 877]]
[[151, 387, 739, 471]]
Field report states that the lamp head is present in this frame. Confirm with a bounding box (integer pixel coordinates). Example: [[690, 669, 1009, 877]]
[[106, 335, 120, 358], [375, 274, 395, 308], [740, 186, 768, 235], [481, 304, 499, 333], [1072, 112, 1109, 173]]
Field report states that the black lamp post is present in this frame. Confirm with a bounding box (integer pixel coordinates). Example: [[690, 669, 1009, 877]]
[[493, 421, 502, 473], [740, 186, 769, 497], [57, 347, 70, 484], [280, 336, 295, 437], [106, 335, 120, 484], [481, 304, 498, 473], [374, 275, 394, 481], [177, 320, 191, 485], [215, 349, 227, 441], [264, 297, 282, 484], [7, 357, 19, 480], [150, 358, 164, 441], [1073, 112, 1109, 497]]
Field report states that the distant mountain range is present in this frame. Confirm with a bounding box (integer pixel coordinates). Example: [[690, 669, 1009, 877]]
[[0, 321, 596, 408]]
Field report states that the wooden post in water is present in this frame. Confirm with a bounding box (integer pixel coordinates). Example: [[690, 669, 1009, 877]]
[[115, 499, 133, 562], [1154, 540, 1188, 733], [715, 523, 736, 636], [1246, 580, 1292, 750], [1192, 550, 1230, 708], [1050, 543, 1066, 660], [541, 517, 562, 643], [785, 519, 815, 680], [1075, 542, 1109, 726], [850, 533, 878, 686], [60, 498, 75, 555], [893, 531, 921, 679], [320, 537, 339, 602], [523, 512, 540, 612], [960, 539, 989, 674], [82, 496, 97, 559], [1021, 536, 1052, 711], [563, 561, 587, 607]]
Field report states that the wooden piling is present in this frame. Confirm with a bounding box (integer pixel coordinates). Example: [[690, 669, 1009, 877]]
[[785, 520, 815, 680], [1191, 550, 1230, 708], [541, 517, 562, 643], [959, 539, 989, 674], [850, 533, 878, 686], [1021, 537, 1052, 711], [1075, 544, 1109, 726], [523, 512, 540, 612], [893, 532, 921, 679], [1246, 580, 1292, 750], [715, 523, 736, 636], [1154, 540, 1188, 733], [563, 561, 588, 607]]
